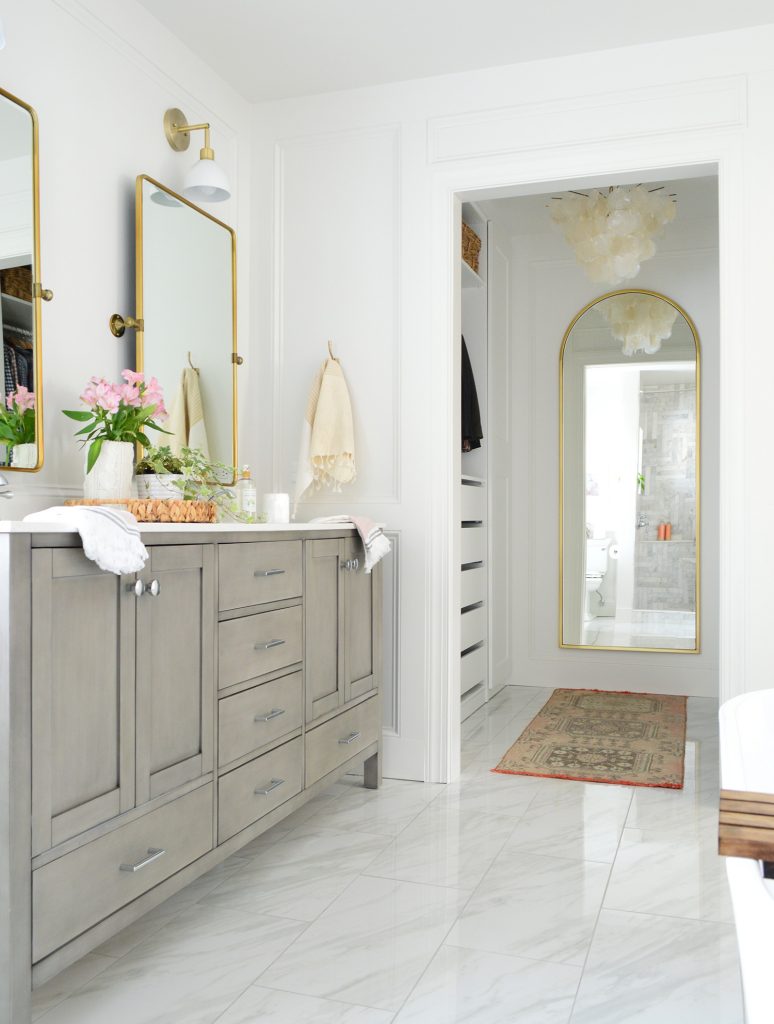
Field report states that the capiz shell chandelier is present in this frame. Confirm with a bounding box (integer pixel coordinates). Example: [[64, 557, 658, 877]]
[[599, 294, 678, 356], [549, 185, 676, 285]]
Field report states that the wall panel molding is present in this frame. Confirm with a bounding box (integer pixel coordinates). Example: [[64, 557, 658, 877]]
[[428, 75, 747, 164]]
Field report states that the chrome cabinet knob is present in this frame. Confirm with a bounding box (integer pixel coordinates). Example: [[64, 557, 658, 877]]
[[340, 559, 360, 572], [127, 579, 145, 598], [146, 579, 161, 597]]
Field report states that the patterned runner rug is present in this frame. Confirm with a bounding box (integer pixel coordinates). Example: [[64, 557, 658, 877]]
[[494, 689, 687, 789]]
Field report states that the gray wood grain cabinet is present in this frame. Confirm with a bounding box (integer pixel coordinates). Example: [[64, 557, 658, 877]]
[[0, 525, 382, 1024]]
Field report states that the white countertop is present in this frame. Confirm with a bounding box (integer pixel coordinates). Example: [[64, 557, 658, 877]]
[[0, 520, 354, 534]]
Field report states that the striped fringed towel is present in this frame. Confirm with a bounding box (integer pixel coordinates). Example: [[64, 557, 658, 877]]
[[311, 515, 390, 574]]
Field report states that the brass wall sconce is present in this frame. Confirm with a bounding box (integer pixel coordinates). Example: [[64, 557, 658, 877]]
[[163, 107, 230, 203]]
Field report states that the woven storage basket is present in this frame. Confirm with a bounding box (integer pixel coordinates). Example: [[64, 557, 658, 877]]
[[1, 265, 32, 301], [461, 222, 482, 274], [65, 498, 217, 523]]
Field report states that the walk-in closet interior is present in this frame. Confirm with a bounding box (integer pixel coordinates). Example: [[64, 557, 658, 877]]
[[458, 171, 718, 723]]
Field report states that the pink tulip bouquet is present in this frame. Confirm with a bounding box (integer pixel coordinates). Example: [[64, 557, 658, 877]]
[[63, 370, 169, 472], [0, 386, 36, 448]]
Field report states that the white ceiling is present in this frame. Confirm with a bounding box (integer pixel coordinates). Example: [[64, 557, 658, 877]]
[[138, 0, 774, 102]]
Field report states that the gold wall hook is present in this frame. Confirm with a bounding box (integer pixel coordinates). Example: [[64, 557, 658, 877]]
[[110, 313, 144, 338], [231, 352, 244, 365], [32, 282, 53, 302]]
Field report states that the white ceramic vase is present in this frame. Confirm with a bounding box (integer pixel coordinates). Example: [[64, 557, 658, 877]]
[[136, 473, 184, 500], [10, 442, 37, 469], [84, 440, 134, 500]]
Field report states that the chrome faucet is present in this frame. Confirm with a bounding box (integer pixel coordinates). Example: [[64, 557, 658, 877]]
[[0, 473, 14, 500]]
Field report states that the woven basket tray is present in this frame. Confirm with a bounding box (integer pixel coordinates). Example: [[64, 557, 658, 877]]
[[65, 498, 217, 524], [461, 222, 482, 274]]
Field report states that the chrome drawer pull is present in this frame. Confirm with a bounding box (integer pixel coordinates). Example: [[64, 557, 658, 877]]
[[338, 731, 361, 745], [120, 847, 165, 873], [254, 778, 285, 796], [254, 638, 286, 651], [254, 707, 286, 722], [254, 568, 286, 577]]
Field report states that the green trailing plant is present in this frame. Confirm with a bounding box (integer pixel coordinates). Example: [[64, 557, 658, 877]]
[[637, 472, 646, 495], [135, 444, 184, 476], [164, 446, 265, 523]]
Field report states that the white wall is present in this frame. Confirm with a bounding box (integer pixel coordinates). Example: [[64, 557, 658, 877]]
[[248, 27, 757, 777], [498, 178, 718, 696], [0, 0, 252, 517]]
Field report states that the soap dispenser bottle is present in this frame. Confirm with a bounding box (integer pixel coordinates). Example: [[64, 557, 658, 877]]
[[236, 465, 257, 522]]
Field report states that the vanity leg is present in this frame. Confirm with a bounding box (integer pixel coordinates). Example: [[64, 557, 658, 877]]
[[364, 750, 381, 790]]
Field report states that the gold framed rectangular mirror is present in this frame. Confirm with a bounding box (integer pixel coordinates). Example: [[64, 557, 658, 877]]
[[135, 174, 238, 475], [560, 289, 700, 653], [0, 86, 46, 472]]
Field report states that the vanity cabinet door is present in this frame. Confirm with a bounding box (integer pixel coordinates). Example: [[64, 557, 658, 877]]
[[135, 545, 215, 805], [341, 538, 382, 704], [31, 549, 136, 856], [305, 539, 344, 721]]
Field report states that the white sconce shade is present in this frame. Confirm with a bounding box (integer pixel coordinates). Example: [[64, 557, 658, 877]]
[[183, 156, 230, 203]]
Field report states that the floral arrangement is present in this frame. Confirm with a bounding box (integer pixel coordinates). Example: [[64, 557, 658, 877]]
[[0, 386, 36, 448], [63, 370, 169, 473], [168, 446, 266, 523]]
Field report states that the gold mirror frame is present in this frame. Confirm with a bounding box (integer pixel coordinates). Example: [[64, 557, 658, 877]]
[[134, 174, 239, 475], [1, 86, 44, 472], [559, 288, 701, 654]]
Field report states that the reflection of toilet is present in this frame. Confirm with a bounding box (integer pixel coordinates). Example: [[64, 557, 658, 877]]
[[585, 538, 611, 620]]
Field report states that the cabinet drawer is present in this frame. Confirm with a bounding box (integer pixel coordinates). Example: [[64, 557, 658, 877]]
[[219, 541, 302, 611], [461, 644, 486, 696], [461, 526, 485, 566], [461, 605, 486, 651], [219, 606, 303, 689], [461, 483, 485, 522], [218, 671, 303, 767], [218, 736, 303, 843], [305, 695, 380, 787], [461, 565, 486, 608], [32, 783, 213, 962]]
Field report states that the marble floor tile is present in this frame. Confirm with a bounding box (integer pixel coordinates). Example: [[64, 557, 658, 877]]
[[37, 904, 305, 1024], [435, 764, 540, 818], [447, 851, 610, 966], [258, 875, 470, 1011], [299, 777, 445, 836], [570, 909, 744, 1024], [92, 858, 245, 959], [213, 987, 394, 1023], [201, 825, 392, 921], [32, 953, 116, 1021], [603, 827, 733, 923], [504, 780, 632, 862], [364, 801, 517, 889], [394, 944, 580, 1023]]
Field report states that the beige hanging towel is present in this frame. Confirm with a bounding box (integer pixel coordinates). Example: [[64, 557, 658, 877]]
[[293, 357, 356, 518], [168, 367, 210, 458]]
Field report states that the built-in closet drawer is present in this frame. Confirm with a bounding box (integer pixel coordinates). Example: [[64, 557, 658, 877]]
[[461, 483, 485, 522], [461, 606, 486, 652], [32, 783, 213, 963], [305, 695, 380, 787], [219, 541, 302, 611], [460, 644, 486, 695], [218, 736, 303, 843], [218, 671, 303, 767], [461, 565, 486, 608], [218, 605, 303, 689], [461, 525, 486, 565]]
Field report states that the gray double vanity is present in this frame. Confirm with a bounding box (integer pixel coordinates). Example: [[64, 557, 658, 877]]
[[0, 522, 382, 1023]]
